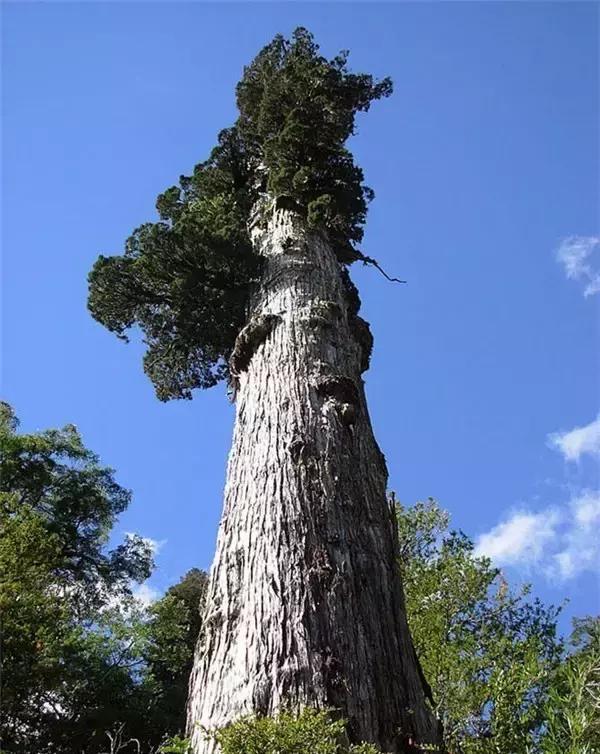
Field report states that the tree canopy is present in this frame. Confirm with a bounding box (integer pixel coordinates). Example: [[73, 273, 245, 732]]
[[142, 568, 209, 745], [542, 616, 600, 754], [88, 28, 392, 400], [396, 497, 565, 754], [0, 403, 153, 752], [0, 404, 210, 754]]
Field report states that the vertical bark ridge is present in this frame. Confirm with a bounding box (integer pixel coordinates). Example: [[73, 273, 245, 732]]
[[187, 206, 441, 753]]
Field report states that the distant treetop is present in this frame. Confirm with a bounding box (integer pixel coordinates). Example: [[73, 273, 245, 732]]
[[88, 28, 392, 400]]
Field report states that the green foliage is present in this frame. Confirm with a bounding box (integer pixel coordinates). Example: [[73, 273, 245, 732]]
[[0, 402, 208, 753], [5, 405, 591, 754], [159, 734, 192, 753], [236, 27, 392, 260], [205, 708, 383, 754], [540, 617, 600, 754], [396, 497, 564, 754], [141, 569, 209, 747], [0, 402, 152, 603], [0, 404, 153, 753], [88, 28, 390, 400], [88, 127, 260, 401]]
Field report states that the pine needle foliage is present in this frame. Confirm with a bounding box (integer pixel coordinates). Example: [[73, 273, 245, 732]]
[[88, 128, 258, 400], [88, 28, 392, 401]]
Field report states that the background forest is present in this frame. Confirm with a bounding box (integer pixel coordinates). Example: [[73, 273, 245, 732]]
[[1, 405, 598, 753]]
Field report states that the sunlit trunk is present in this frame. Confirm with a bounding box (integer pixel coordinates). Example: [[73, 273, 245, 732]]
[[187, 205, 442, 754]]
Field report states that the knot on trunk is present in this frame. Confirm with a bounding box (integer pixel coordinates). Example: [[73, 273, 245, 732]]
[[314, 374, 359, 427], [349, 315, 374, 373], [229, 314, 281, 377], [314, 374, 359, 406]]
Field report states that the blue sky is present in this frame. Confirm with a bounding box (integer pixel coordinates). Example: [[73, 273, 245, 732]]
[[2, 2, 598, 633]]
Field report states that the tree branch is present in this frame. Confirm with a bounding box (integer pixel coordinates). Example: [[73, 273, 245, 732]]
[[358, 253, 407, 284]]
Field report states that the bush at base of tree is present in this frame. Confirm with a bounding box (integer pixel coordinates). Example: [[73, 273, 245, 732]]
[[162, 708, 386, 754]]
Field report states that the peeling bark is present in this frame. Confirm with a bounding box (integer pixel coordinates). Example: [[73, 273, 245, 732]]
[[187, 207, 442, 753]]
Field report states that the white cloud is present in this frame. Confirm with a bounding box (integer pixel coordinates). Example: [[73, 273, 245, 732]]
[[475, 490, 600, 582], [551, 490, 600, 580], [131, 582, 161, 607], [573, 490, 600, 526], [556, 235, 600, 296], [547, 414, 600, 462], [478, 408, 600, 583], [474, 509, 560, 566], [101, 579, 163, 612]]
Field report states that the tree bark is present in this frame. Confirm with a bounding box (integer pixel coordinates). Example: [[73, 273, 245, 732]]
[[187, 205, 442, 753]]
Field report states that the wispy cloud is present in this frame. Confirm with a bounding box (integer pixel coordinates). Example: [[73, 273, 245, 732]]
[[474, 509, 560, 566], [131, 582, 161, 607], [551, 490, 600, 580], [475, 490, 600, 581], [556, 236, 600, 297], [101, 579, 162, 612], [547, 414, 600, 462]]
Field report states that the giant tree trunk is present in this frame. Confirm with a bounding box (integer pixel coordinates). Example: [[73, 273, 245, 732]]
[[187, 205, 441, 753]]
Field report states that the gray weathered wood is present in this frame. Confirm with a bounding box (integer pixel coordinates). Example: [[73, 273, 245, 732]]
[[187, 206, 442, 753]]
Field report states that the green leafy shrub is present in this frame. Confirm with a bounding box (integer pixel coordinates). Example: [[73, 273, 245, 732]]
[[200, 708, 384, 754], [159, 734, 192, 753]]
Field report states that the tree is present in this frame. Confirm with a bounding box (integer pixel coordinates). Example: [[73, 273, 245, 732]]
[[540, 617, 600, 754], [0, 403, 213, 753], [141, 569, 210, 748], [396, 497, 564, 754], [88, 28, 441, 754], [0, 403, 153, 754]]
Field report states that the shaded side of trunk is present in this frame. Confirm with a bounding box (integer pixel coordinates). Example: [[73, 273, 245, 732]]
[[187, 206, 441, 753]]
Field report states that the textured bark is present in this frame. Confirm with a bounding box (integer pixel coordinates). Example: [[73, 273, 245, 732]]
[[187, 206, 442, 753]]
